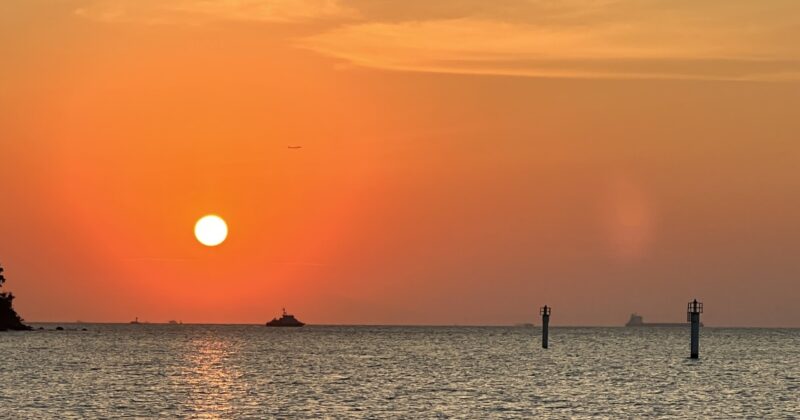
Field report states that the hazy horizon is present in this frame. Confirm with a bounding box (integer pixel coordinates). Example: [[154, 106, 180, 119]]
[[22, 321, 799, 328], [2, 0, 800, 327]]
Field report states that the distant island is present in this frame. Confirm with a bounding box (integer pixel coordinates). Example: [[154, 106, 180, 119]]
[[0, 264, 31, 331]]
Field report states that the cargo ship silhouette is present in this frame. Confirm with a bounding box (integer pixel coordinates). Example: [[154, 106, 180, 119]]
[[266, 308, 305, 327], [625, 313, 702, 327]]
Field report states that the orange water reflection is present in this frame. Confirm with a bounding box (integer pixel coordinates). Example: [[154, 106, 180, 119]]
[[179, 335, 244, 418]]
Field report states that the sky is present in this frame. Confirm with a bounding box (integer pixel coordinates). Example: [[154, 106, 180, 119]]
[[1, 0, 799, 326]]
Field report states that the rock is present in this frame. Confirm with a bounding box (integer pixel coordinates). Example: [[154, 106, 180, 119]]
[[55, 326, 64, 330]]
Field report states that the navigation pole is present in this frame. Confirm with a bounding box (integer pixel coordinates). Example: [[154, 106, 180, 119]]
[[687, 299, 703, 359], [540, 305, 551, 349]]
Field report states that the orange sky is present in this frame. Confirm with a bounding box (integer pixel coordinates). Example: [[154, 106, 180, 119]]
[[1, 0, 799, 326]]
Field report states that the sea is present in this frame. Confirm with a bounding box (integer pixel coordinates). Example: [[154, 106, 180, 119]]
[[1, 325, 798, 418]]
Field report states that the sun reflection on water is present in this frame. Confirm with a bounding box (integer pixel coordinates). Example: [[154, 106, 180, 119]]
[[180, 335, 243, 418]]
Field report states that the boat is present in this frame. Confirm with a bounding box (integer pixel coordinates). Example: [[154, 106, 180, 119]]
[[130, 317, 141, 324], [625, 313, 701, 327], [266, 308, 305, 327]]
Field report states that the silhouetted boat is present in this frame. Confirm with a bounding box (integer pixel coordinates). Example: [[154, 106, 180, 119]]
[[266, 308, 305, 327], [130, 317, 141, 324], [625, 313, 701, 327]]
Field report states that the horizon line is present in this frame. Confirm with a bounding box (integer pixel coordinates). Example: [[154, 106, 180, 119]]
[[23, 321, 800, 329]]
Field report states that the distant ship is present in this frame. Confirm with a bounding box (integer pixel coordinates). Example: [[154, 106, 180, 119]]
[[266, 308, 305, 327], [130, 317, 141, 324], [625, 313, 701, 327]]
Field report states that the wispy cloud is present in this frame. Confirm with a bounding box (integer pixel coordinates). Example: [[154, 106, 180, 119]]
[[122, 257, 195, 262], [300, 1, 800, 81], [74, 0, 358, 25], [72, 0, 800, 80]]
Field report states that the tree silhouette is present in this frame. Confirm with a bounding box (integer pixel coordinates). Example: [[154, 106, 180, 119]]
[[0, 264, 30, 331]]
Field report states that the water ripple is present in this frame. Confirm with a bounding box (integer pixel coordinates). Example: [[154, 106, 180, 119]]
[[1, 325, 798, 418]]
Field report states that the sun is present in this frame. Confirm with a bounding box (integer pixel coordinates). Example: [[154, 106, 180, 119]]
[[194, 215, 228, 247]]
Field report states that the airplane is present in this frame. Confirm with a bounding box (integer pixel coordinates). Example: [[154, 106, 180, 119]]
[[288, 146, 303, 149]]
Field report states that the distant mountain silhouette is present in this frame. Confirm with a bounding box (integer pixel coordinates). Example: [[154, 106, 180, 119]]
[[0, 264, 31, 331]]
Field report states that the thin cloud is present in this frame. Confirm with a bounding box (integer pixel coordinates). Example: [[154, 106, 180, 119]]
[[300, 2, 800, 81], [74, 0, 359, 25]]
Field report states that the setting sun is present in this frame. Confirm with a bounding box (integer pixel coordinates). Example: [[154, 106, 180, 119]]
[[3, 1, 800, 416], [194, 215, 228, 247]]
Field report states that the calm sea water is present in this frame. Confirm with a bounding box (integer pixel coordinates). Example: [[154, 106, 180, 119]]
[[1, 325, 798, 418]]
